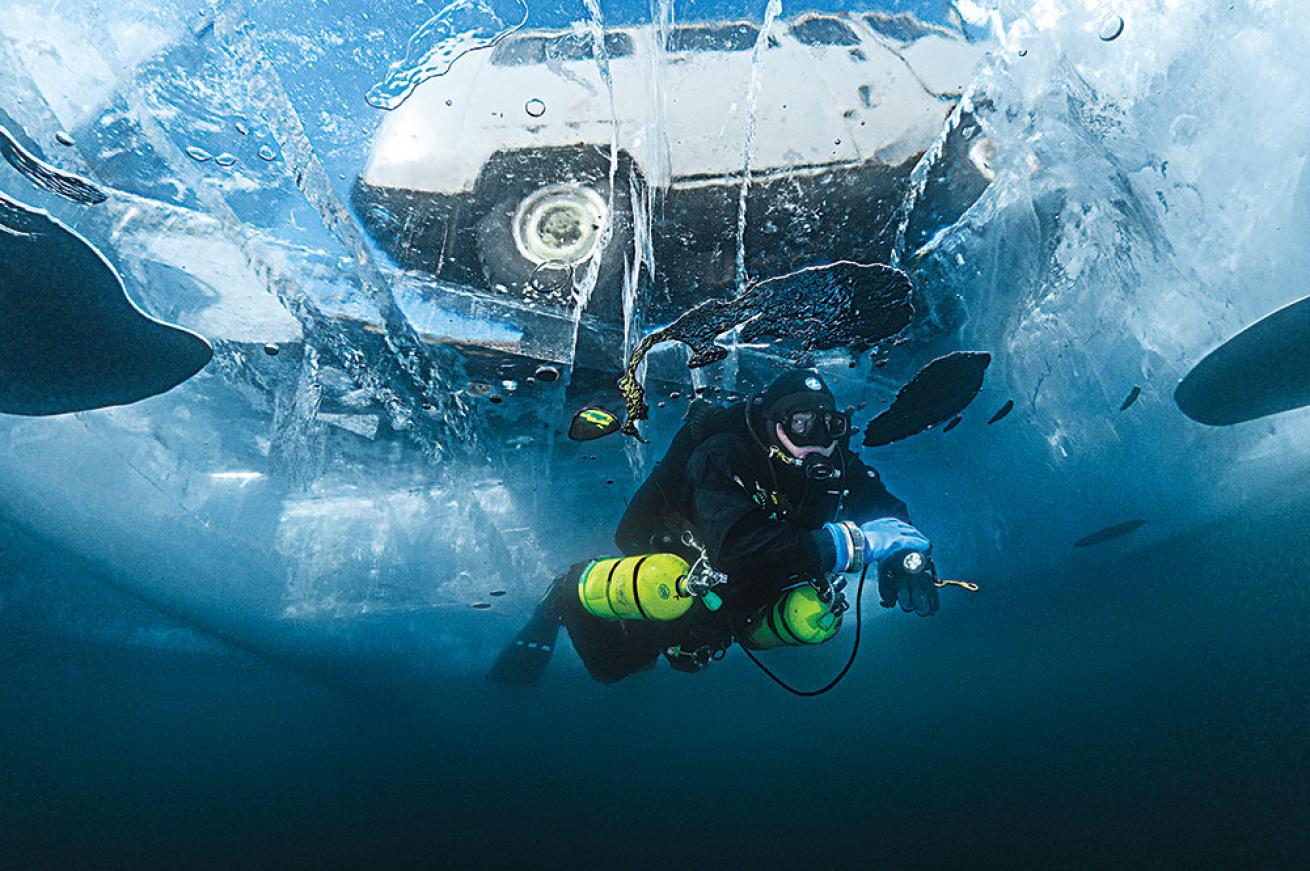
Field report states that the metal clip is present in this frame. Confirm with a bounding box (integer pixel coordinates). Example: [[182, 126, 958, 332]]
[[811, 573, 850, 618], [664, 643, 719, 673], [934, 578, 980, 592], [680, 530, 729, 602]]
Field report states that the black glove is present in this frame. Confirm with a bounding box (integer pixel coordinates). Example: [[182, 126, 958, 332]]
[[878, 551, 939, 616]]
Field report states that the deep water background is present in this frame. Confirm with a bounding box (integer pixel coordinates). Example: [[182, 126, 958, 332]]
[[4, 502, 1307, 868], [2, 0, 1310, 866]]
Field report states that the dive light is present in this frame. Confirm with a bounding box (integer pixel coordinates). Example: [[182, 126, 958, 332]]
[[888, 549, 979, 591]]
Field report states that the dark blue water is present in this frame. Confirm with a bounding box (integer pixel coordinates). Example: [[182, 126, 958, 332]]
[[3, 1, 1309, 867], [4, 502, 1306, 869]]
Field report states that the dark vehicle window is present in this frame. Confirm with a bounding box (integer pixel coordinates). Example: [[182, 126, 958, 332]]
[[492, 31, 634, 66], [864, 13, 936, 43], [491, 36, 546, 66], [666, 23, 759, 53], [790, 16, 861, 47], [604, 32, 635, 57], [545, 33, 592, 61], [546, 32, 634, 61]]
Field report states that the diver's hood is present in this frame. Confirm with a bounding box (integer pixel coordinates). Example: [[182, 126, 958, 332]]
[[759, 370, 837, 449]]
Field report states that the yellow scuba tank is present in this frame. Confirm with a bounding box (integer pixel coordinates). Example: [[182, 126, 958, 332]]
[[577, 554, 694, 622], [741, 583, 843, 650]]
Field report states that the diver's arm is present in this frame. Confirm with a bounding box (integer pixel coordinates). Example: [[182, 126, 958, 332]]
[[836, 452, 939, 615], [685, 436, 838, 598], [841, 451, 911, 524]]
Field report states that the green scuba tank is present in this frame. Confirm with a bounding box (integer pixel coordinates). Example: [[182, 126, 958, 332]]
[[577, 554, 695, 621], [740, 583, 843, 650]]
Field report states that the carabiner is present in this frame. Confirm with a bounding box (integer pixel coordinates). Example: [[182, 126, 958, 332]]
[[934, 578, 980, 592]]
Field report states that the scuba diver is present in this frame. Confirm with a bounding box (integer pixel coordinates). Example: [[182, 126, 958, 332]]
[[488, 368, 938, 687]]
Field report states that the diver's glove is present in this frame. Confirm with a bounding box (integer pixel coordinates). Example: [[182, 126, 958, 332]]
[[860, 518, 938, 616]]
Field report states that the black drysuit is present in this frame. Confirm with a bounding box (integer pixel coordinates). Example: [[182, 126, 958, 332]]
[[558, 401, 910, 683]]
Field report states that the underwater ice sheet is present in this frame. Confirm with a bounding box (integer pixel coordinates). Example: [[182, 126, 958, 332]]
[[0, 194, 211, 415], [0, 0, 1300, 676], [620, 261, 913, 433], [863, 351, 990, 446], [1175, 296, 1310, 425]]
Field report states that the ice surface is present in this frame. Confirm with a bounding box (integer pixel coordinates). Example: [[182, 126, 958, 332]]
[[0, 0, 1308, 679], [366, 0, 529, 111]]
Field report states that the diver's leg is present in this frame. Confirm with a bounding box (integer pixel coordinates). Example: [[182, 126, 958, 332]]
[[557, 572, 668, 684], [489, 563, 674, 685]]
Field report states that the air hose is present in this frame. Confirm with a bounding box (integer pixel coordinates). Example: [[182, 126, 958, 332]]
[[731, 561, 874, 698], [733, 554, 975, 697]]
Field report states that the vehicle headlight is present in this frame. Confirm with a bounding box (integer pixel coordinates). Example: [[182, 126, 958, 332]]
[[511, 185, 609, 266]]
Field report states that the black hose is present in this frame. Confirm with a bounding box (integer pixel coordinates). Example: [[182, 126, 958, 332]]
[[732, 562, 872, 698]]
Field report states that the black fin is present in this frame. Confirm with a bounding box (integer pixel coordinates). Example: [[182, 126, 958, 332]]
[[486, 602, 562, 687], [1176, 295, 1310, 425]]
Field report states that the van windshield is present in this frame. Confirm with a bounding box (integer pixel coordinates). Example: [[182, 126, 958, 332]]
[[665, 23, 760, 53], [491, 31, 634, 66], [790, 16, 861, 47], [863, 13, 937, 43]]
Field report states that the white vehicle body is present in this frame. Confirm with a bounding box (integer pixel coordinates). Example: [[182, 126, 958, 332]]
[[355, 12, 991, 322], [363, 13, 982, 193]]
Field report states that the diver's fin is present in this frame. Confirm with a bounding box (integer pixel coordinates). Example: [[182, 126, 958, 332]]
[[486, 589, 563, 687]]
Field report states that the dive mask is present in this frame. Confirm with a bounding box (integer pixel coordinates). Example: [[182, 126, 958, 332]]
[[779, 409, 850, 446]]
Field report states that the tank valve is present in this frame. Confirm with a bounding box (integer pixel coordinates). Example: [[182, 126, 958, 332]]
[[683, 556, 728, 611], [681, 531, 729, 611]]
